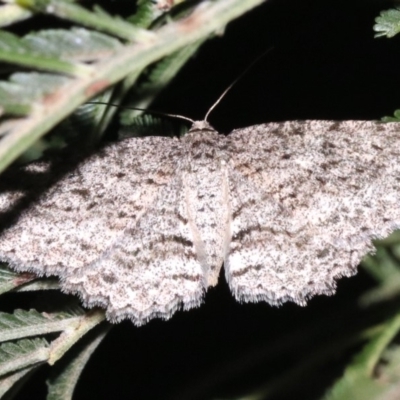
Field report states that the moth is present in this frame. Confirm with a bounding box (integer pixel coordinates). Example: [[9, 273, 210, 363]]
[[0, 118, 399, 325]]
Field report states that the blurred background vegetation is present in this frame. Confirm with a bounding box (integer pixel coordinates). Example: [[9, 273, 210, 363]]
[[1, 0, 400, 399]]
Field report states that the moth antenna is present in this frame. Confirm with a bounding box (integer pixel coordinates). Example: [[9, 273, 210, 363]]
[[89, 48, 273, 125], [87, 102, 195, 124], [204, 47, 274, 122]]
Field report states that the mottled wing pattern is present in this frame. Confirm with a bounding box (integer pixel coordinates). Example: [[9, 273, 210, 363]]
[[0, 137, 180, 275], [225, 121, 400, 305], [65, 170, 206, 324], [2, 118, 400, 324], [65, 123, 233, 323], [0, 136, 207, 324]]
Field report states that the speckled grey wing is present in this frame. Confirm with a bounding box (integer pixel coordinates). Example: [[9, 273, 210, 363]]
[[65, 170, 207, 324], [225, 121, 400, 306], [0, 136, 206, 324]]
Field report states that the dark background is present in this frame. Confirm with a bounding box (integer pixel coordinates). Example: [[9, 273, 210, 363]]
[[14, 0, 400, 399]]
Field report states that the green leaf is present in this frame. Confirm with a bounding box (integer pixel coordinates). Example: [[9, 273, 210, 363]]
[[374, 8, 400, 38], [0, 309, 106, 372], [0, 366, 36, 398], [0, 308, 86, 343], [381, 109, 400, 122], [0, 310, 106, 395], [19, 0, 155, 42], [0, 338, 49, 376], [119, 114, 187, 138], [324, 314, 400, 400], [46, 325, 110, 400], [0, 265, 36, 295], [48, 310, 106, 365], [0, 31, 93, 77], [0, 30, 30, 51], [360, 232, 400, 306], [14, 279, 59, 292], [0, 28, 122, 76], [128, 0, 159, 28], [0, 72, 71, 116], [23, 28, 123, 61], [0, 4, 33, 27]]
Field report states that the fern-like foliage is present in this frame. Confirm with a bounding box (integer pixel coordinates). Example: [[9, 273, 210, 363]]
[[382, 109, 400, 122], [46, 324, 110, 400], [0, 308, 86, 342], [374, 7, 400, 38], [324, 314, 400, 400], [0, 0, 265, 173], [0, 308, 106, 397], [0, 265, 36, 294]]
